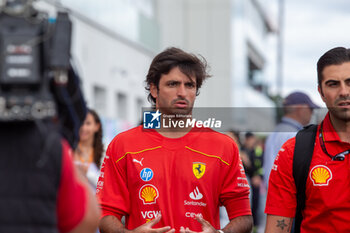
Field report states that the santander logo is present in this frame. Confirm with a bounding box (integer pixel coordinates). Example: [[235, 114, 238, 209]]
[[189, 186, 203, 200]]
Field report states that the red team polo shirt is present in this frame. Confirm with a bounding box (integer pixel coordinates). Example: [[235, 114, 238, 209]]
[[57, 140, 86, 233], [97, 126, 251, 231], [265, 113, 350, 232]]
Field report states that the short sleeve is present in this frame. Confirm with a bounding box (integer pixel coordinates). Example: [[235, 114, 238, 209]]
[[96, 139, 130, 219], [57, 140, 86, 233], [265, 138, 297, 217], [220, 143, 252, 219]]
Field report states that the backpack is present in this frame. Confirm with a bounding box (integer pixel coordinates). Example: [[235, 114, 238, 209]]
[[292, 124, 318, 233]]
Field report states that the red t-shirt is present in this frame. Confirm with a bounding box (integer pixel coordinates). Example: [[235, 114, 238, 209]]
[[56, 140, 87, 233], [97, 126, 251, 231], [265, 113, 350, 232]]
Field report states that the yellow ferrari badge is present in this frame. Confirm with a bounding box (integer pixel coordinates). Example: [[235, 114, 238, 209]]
[[193, 162, 206, 179]]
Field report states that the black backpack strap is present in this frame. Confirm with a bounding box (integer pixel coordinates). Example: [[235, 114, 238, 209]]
[[293, 124, 318, 233]]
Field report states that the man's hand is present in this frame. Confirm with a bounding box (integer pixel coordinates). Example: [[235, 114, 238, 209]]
[[179, 215, 252, 233], [131, 214, 175, 233], [99, 214, 175, 233], [179, 215, 217, 233]]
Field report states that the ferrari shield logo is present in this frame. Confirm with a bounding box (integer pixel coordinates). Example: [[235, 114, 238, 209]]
[[193, 162, 206, 179]]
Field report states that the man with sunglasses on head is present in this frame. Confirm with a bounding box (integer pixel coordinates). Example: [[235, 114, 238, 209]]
[[265, 47, 350, 233]]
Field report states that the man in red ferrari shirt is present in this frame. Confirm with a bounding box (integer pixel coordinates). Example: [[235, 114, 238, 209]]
[[97, 47, 253, 233], [265, 47, 350, 232]]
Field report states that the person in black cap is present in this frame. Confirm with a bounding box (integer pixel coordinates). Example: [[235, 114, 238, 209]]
[[263, 91, 319, 184]]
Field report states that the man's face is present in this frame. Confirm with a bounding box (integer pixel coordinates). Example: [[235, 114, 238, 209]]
[[244, 136, 256, 149], [150, 66, 197, 115], [298, 105, 313, 126], [318, 61, 350, 122]]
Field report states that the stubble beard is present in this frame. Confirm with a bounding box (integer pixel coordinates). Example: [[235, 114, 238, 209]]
[[167, 98, 194, 116], [329, 107, 350, 123], [161, 107, 193, 117]]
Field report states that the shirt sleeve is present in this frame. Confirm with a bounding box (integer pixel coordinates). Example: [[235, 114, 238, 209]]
[[220, 143, 252, 219], [265, 138, 297, 217], [57, 140, 87, 233], [96, 139, 129, 219]]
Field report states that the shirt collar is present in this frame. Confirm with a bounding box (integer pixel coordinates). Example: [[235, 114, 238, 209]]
[[322, 113, 342, 142]]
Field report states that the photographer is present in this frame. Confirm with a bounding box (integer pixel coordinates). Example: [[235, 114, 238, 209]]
[[0, 1, 100, 232]]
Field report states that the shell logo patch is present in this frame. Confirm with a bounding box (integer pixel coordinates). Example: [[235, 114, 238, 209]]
[[139, 184, 159, 204], [193, 162, 206, 179], [309, 165, 332, 186]]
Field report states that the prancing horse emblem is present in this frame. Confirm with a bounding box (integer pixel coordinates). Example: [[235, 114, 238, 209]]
[[193, 162, 206, 179]]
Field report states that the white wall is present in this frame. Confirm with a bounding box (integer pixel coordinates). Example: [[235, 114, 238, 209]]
[[156, 0, 233, 107], [70, 14, 154, 125]]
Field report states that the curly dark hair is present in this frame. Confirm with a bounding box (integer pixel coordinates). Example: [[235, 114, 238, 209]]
[[88, 109, 104, 168], [145, 47, 210, 105]]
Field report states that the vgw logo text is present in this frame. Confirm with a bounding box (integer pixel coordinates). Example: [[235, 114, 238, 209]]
[[141, 211, 161, 219]]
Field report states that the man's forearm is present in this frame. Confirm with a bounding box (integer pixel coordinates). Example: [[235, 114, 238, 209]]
[[99, 215, 127, 233], [222, 215, 253, 233], [265, 215, 293, 233]]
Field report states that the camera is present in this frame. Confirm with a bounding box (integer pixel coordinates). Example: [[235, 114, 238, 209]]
[[0, 0, 87, 147], [0, 0, 71, 121]]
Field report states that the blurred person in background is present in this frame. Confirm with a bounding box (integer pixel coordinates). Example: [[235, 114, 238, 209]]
[[97, 47, 253, 233], [225, 130, 241, 147], [74, 109, 104, 189], [265, 47, 350, 232], [225, 130, 251, 182], [0, 84, 101, 233], [0, 122, 101, 233], [263, 91, 319, 184], [241, 132, 263, 232], [219, 129, 250, 227]]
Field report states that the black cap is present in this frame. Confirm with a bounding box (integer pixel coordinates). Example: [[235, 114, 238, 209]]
[[283, 91, 319, 109]]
